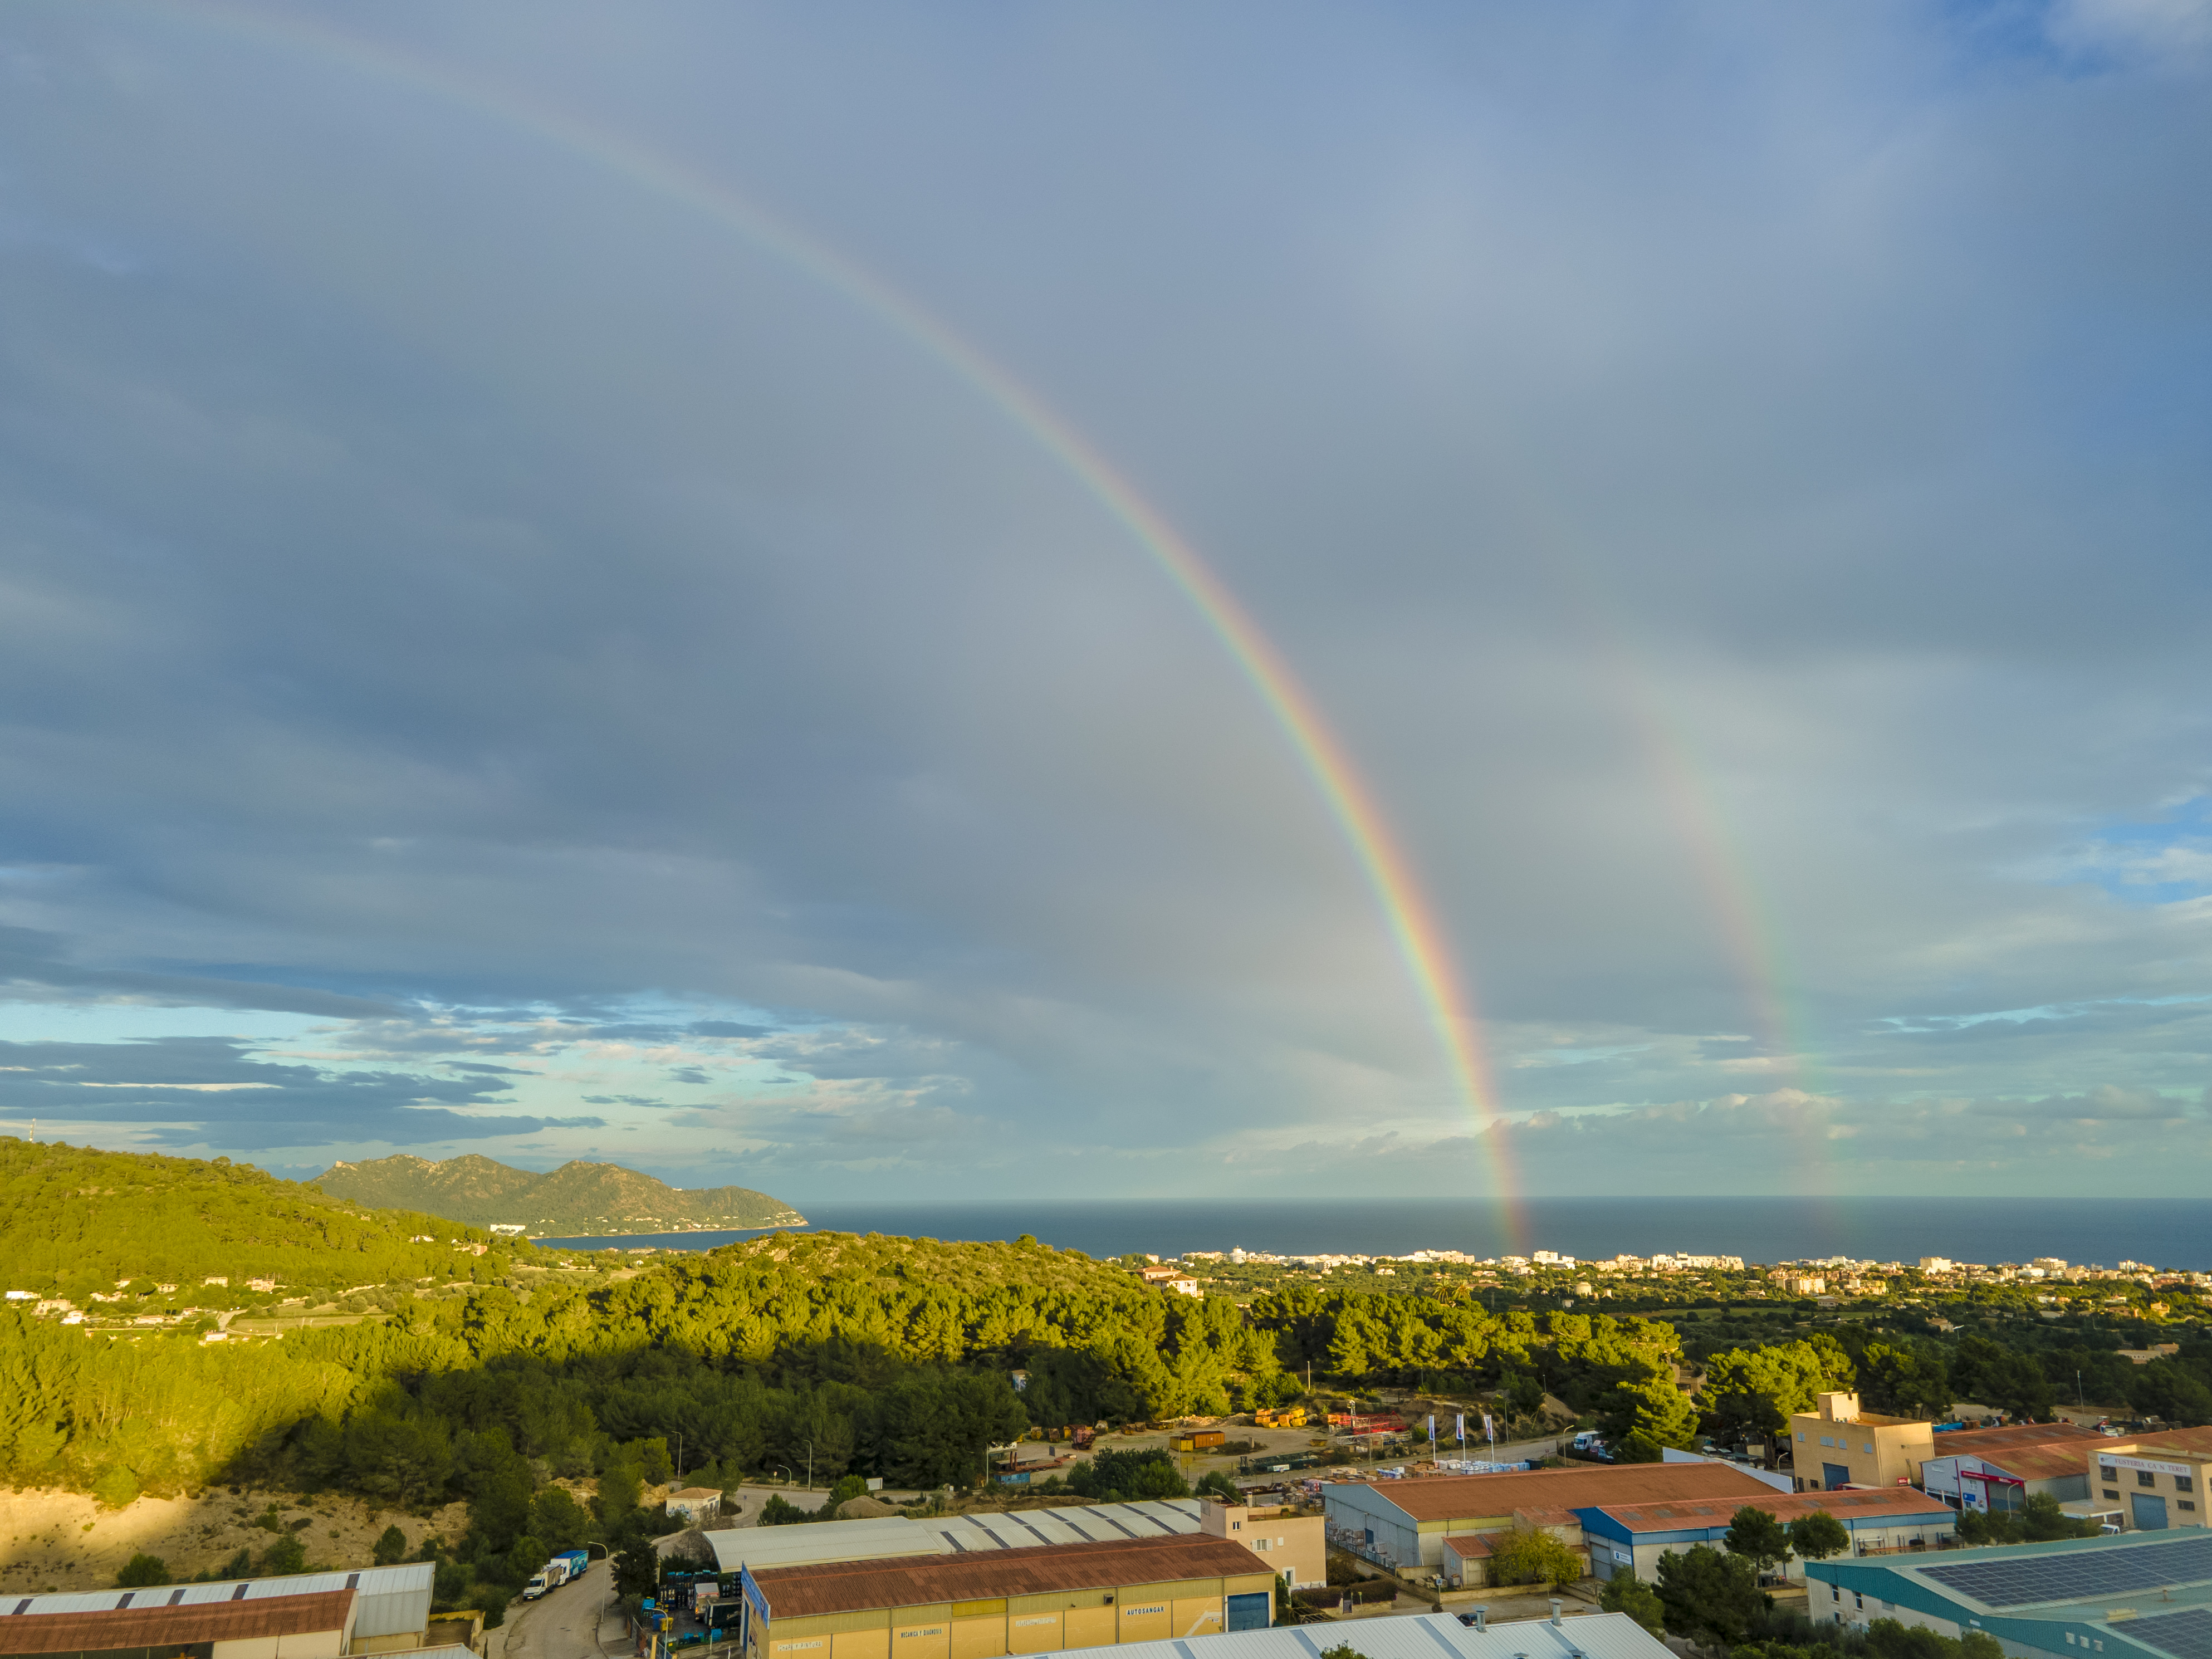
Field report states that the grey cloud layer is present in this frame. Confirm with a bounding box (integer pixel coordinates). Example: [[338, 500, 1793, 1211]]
[[0, 2, 2207, 1191], [0, 1037, 601, 1148]]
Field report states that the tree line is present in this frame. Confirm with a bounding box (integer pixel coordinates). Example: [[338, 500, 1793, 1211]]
[[1698, 1325, 2212, 1435]]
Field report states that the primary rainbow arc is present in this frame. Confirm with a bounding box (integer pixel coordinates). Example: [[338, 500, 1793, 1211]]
[[156, 0, 1518, 1226]]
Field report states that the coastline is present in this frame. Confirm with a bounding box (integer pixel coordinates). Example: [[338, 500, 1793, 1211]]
[[521, 1195, 2212, 1271]]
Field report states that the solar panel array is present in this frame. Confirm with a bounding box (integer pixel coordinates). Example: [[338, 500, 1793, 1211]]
[[2126, 1609, 2212, 1659], [1922, 1534, 2212, 1608]]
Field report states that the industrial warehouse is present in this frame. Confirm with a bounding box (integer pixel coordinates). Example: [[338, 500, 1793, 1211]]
[[1918, 1423, 2111, 1511], [0, 1564, 460, 1659], [1580, 1487, 1959, 1582], [708, 1499, 1323, 1594], [737, 1533, 1276, 1659], [1323, 1461, 1777, 1575]]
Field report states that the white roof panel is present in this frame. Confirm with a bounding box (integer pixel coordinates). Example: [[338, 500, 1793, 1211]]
[[2, 1564, 433, 1622], [703, 1501, 1205, 1575], [1108, 1611, 1665, 1659], [704, 1518, 946, 1574]]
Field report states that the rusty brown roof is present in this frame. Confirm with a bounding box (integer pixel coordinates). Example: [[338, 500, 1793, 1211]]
[[1342, 1461, 1772, 1522], [1927, 1423, 2104, 1461], [750, 1534, 1265, 1619], [1595, 1487, 1951, 1534], [0, 1589, 354, 1653], [2109, 1427, 2212, 1458]]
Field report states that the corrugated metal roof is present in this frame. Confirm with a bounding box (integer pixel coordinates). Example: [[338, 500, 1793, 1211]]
[[1596, 1488, 1949, 1533], [0, 1589, 355, 1653], [751, 1533, 1266, 1619], [1333, 1464, 1773, 1522], [1928, 1425, 2106, 1460], [1, 1564, 431, 1621], [1109, 1609, 1666, 1659], [1996, 1444, 2108, 1481], [932, 1501, 1201, 1552], [707, 1519, 939, 1573], [704, 1502, 1203, 1572]]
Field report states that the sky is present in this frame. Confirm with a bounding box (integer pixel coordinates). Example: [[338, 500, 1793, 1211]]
[[1, 1, 2209, 1202]]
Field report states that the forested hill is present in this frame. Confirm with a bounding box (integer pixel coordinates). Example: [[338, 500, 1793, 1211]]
[[312, 1153, 803, 1235], [0, 1226, 1687, 1510], [0, 1137, 498, 1294]]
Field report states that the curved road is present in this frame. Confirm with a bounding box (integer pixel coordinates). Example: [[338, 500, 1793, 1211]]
[[497, 1559, 624, 1659]]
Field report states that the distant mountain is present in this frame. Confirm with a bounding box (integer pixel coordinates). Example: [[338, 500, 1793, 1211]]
[[0, 1137, 487, 1293], [311, 1153, 804, 1237]]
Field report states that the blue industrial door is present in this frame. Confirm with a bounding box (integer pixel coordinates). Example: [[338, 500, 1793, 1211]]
[[2132, 1493, 2170, 1530], [1823, 1464, 1851, 1490], [1226, 1593, 1271, 1632]]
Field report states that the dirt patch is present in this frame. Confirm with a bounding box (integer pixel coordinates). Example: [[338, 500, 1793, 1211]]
[[0, 1487, 470, 1594]]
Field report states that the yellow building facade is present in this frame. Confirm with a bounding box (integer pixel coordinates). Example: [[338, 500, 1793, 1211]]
[[745, 1534, 1274, 1659], [2092, 1432, 2212, 1531], [1198, 1500, 1325, 1591], [1790, 1393, 1932, 1492]]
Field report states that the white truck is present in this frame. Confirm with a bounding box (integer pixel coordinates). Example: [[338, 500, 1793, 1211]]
[[522, 1558, 573, 1600]]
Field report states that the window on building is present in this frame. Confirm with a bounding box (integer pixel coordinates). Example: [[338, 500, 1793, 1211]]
[[2182, 1502, 2197, 1513], [1833, 1587, 1842, 1603], [2140, 1471, 2157, 1487], [2101, 1465, 2117, 1480], [2105, 1489, 2121, 1500], [1864, 1443, 1875, 1454], [2180, 1477, 2195, 1493], [1856, 1594, 1864, 1611], [1799, 1432, 1808, 1442]]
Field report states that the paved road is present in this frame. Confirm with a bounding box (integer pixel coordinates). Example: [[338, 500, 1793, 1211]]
[[700, 1485, 849, 1529], [497, 1559, 625, 1659]]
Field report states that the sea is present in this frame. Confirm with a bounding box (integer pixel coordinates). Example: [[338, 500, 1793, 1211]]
[[531, 1195, 2212, 1271]]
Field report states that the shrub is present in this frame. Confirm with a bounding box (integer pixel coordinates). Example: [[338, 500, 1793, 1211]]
[[116, 1553, 170, 1588], [1489, 1524, 1584, 1589]]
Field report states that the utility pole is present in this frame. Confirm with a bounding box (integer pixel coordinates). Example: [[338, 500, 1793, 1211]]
[[805, 1441, 814, 1490], [676, 1433, 684, 1481]]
